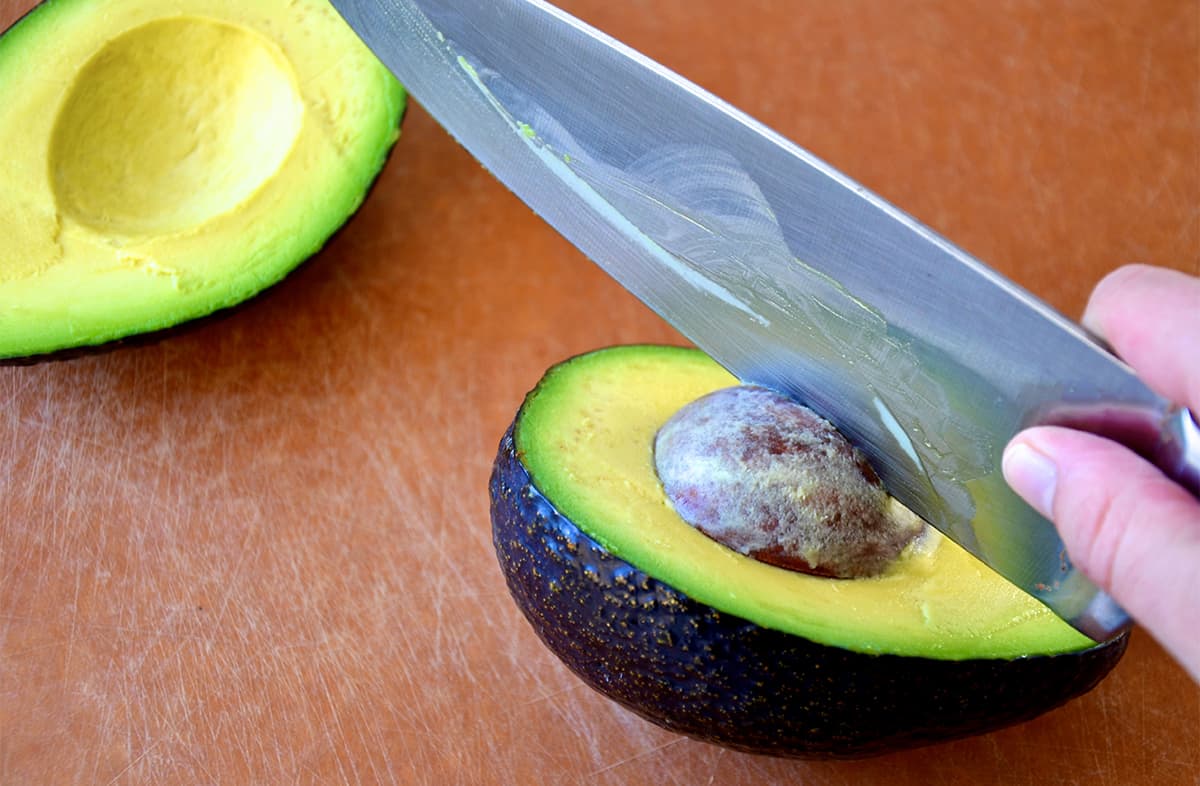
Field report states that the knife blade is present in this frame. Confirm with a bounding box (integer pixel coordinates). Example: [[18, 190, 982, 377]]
[[330, 0, 1200, 641]]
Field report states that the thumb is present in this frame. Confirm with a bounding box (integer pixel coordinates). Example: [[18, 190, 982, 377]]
[[1003, 426, 1200, 681]]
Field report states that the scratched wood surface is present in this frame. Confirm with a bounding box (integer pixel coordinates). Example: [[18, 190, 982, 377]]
[[2, 0, 1198, 784]]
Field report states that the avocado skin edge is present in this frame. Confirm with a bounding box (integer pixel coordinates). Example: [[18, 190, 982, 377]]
[[490, 426, 1129, 759]]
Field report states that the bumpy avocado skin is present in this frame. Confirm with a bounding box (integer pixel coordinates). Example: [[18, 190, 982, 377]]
[[491, 426, 1128, 758]]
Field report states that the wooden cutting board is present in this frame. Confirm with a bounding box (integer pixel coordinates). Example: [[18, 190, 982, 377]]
[[2, 1, 1197, 783]]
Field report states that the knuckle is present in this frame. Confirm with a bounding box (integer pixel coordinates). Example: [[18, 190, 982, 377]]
[[1081, 491, 1132, 596], [1056, 472, 1144, 596]]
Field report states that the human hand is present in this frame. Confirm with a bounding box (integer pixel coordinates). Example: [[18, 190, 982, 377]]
[[1002, 264, 1200, 682]]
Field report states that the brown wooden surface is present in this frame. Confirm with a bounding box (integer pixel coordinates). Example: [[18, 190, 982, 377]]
[[3, 1, 1199, 783]]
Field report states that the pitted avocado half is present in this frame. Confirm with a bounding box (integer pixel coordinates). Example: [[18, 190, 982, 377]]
[[490, 345, 1126, 758], [0, 0, 405, 361]]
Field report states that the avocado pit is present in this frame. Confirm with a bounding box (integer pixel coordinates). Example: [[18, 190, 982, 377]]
[[491, 345, 1124, 757], [654, 384, 924, 578]]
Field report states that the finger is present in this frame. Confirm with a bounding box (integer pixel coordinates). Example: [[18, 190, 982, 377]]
[[1003, 426, 1200, 681], [1082, 264, 1200, 410]]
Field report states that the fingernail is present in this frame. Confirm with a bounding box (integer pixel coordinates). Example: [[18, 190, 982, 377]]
[[1002, 442, 1059, 518]]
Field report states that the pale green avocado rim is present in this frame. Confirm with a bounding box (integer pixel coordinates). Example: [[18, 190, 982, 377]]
[[514, 345, 1098, 660], [0, 0, 406, 360]]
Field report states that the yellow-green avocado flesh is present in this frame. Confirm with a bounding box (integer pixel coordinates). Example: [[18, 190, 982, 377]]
[[0, 0, 406, 360], [518, 345, 1094, 659], [490, 345, 1127, 757]]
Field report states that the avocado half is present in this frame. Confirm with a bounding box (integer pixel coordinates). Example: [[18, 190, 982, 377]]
[[0, 0, 406, 361], [489, 345, 1127, 758]]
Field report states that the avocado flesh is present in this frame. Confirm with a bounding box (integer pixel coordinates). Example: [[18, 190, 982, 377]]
[[513, 345, 1097, 660], [491, 344, 1127, 756], [0, 0, 406, 360], [492, 430, 1126, 757]]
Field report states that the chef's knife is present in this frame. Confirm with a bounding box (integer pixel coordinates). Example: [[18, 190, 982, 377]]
[[330, 0, 1200, 641]]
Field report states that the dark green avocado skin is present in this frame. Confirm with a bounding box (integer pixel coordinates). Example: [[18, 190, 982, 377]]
[[490, 426, 1129, 759]]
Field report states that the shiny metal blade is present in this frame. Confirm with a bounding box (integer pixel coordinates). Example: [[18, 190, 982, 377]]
[[331, 0, 1200, 640]]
